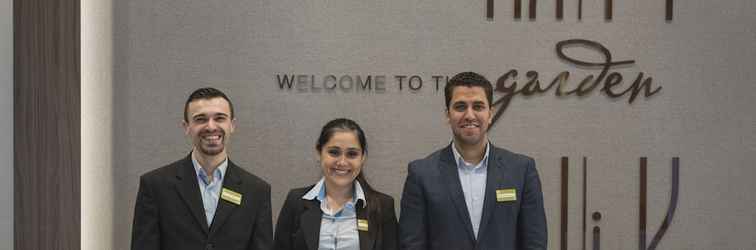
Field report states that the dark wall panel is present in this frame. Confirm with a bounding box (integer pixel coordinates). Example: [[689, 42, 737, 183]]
[[13, 0, 80, 249]]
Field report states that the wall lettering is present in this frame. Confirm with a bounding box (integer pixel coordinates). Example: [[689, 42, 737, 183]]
[[485, 0, 674, 21], [276, 39, 663, 128]]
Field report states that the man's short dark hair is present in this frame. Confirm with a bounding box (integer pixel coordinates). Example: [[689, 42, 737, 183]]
[[444, 72, 494, 109], [183, 87, 234, 122]]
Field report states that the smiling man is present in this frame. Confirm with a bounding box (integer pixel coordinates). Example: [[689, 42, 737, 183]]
[[132, 87, 272, 250], [399, 72, 547, 250]]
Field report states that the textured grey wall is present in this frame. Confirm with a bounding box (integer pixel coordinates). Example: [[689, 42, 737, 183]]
[[107, 0, 756, 249], [1, 0, 13, 248]]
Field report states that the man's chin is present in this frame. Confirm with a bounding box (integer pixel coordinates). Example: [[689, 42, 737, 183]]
[[198, 146, 224, 156]]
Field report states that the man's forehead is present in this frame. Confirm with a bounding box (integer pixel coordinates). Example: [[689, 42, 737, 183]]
[[187, 98, 231, 115], [451, 87, 487, 100]]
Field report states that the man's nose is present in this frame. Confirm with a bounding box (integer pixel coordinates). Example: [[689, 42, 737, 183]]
[[206, 119, 219, 130], [463, 107, 476, 120]]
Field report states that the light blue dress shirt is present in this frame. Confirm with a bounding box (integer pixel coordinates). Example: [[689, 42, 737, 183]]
[[451, 141, 490, 239], [302, 177, 366, 250], [191, 157, 228, 226]]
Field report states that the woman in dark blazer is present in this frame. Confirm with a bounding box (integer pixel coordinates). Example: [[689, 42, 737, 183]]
[[274, 118, 398, 250]]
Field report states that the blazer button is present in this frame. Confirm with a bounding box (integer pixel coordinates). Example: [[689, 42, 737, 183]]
[[205, 243, 214, 250]]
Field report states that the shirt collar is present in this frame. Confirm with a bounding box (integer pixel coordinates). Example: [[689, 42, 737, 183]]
[[451, 141, 491, 170], [191, 154, 228, 185], [302, 177, 367, 208]]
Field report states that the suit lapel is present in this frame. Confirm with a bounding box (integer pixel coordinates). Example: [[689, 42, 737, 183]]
[[208, 161, 243, 238], [477, 146, 513, 242], [357, 201, 376, 250], [300, 199, 322, 250], [439, 145, 477, 243], [174, 154, 210, 235]]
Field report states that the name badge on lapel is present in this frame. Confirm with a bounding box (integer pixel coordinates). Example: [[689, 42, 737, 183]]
[[496, 188, 517, 202], [221, 187, 243, 205], [357, 219, 369, 232]]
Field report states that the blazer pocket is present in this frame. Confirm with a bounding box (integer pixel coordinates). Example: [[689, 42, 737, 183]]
[[495, 200, 518, 209]]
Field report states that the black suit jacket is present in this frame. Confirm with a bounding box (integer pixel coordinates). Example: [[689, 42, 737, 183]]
[[399, 144, 547, 250], [131, 155, 273, 250], [274, 185, 399, 250]]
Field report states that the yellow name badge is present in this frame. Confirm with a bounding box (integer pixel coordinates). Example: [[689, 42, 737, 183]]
[[496, 188, 517, 202], [357, 219, 369, 232], [221, 188, 243, 205]]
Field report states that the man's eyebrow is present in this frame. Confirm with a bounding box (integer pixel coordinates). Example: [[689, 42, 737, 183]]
[[193, 112, 229, 118]]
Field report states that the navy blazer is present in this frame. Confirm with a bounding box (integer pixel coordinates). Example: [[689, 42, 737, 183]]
[[131, 155, 273, 250], [399, 144, 547, 250], [274, 185, 399, 250]]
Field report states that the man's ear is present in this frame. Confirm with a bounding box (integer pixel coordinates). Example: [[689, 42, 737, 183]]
[[182, 120, 190, 135], [230, 117, 237, 132], [444, 107, 451, 124], [488, 106, 495, 125]]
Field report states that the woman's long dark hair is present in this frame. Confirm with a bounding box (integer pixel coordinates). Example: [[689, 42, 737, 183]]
[[316, 118, 382, 228]]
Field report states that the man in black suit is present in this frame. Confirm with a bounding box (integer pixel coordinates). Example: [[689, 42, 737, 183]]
[[399, 72, 547, 250], [131, 87, 272, 250]]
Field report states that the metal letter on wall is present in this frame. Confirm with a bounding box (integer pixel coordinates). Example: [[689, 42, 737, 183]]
[[484, 0, 673, 21], [605, 0, 613, 20], [559, 156, 680, 250], [646, 158, 680, 250], [514, 0, 522, 19]]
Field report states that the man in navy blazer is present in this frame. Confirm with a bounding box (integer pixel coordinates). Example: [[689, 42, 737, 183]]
[[131, 87, 272, 250], [399, 72, 547, 250]]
